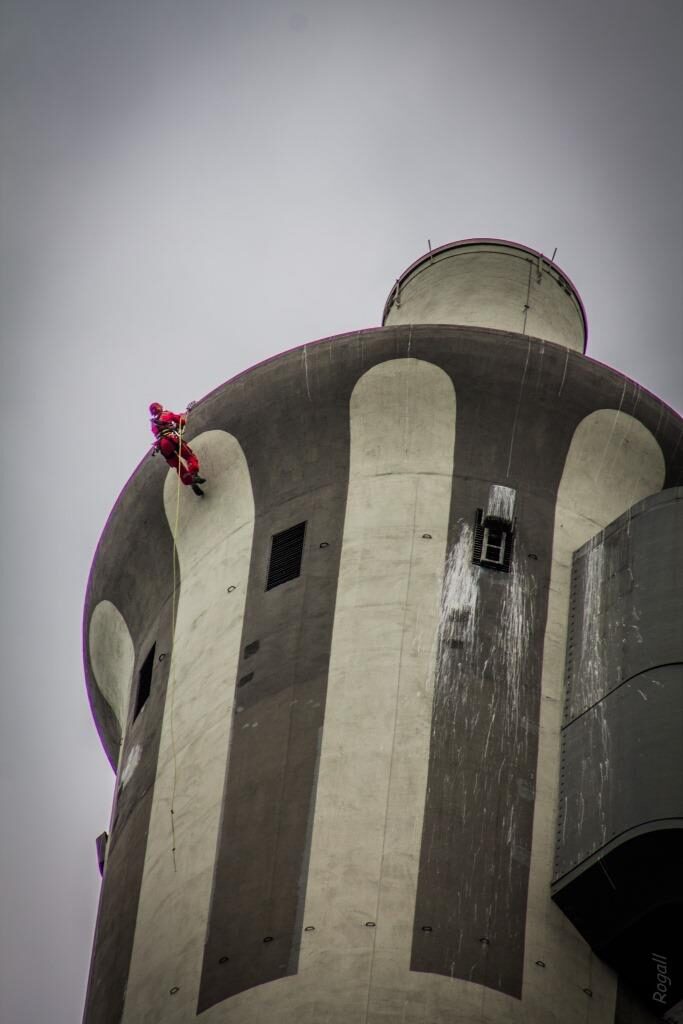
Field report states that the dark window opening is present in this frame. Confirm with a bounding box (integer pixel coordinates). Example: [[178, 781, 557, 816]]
[[473, 510, 513, 572], [134, 643, 155, 719], [266, 521, 307, 590], [244, 640, 260, 658], [483, 524, 507, 565], [95, 831, 108, 876]]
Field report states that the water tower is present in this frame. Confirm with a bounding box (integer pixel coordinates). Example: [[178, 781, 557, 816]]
[[83, 240, 683, 1023]]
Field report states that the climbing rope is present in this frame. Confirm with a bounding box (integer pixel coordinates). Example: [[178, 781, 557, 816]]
[[168, 417, 185, 872]]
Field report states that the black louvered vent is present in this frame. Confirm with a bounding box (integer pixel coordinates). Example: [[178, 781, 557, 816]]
[[266, 521, 307, 590], [473, 510, 486, 564]]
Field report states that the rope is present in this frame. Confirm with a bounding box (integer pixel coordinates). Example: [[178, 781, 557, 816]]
[[168, 416, 185, 872]]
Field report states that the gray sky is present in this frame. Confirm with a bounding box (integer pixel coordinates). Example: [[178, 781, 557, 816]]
[[1, 2, 681, 1022]]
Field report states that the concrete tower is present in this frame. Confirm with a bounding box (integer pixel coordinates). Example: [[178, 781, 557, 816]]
[[84, 240, 683, 1024]]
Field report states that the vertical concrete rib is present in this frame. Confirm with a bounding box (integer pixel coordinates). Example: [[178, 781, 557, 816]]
[[121, 431, 254, 1024], [88, 600, 134, 739], [83, 602, 135, 1023], [522, 411, 664, 1022], [297, 358, 456, 1021]]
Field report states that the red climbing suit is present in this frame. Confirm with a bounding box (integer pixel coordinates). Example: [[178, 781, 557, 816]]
[[149, 404, 201, 486]]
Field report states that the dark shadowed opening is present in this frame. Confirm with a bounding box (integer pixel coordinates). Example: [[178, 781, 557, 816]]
[[133, 644, 155, 720]]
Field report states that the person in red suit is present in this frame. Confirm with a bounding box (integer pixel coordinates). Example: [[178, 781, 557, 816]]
[[149, 402, 206, 496]]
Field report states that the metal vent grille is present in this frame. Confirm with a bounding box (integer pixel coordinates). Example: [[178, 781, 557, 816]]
[[266, 521, 307, 590]]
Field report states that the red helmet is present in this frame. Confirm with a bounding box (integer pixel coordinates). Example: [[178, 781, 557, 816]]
[[149, 402, 163, 418]]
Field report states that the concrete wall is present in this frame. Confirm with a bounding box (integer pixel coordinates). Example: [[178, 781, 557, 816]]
[[384, 241, 586, 352], [83, 324, 683, 1024]]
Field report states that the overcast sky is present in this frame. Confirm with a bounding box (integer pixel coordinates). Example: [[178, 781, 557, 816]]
[[1, 2, 681, 1022]]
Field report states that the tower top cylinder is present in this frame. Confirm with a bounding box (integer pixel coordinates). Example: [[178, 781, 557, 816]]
[[383, 238, 587, 352]]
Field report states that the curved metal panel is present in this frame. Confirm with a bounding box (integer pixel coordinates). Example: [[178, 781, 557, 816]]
[[553, 489, 683, 1018]]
